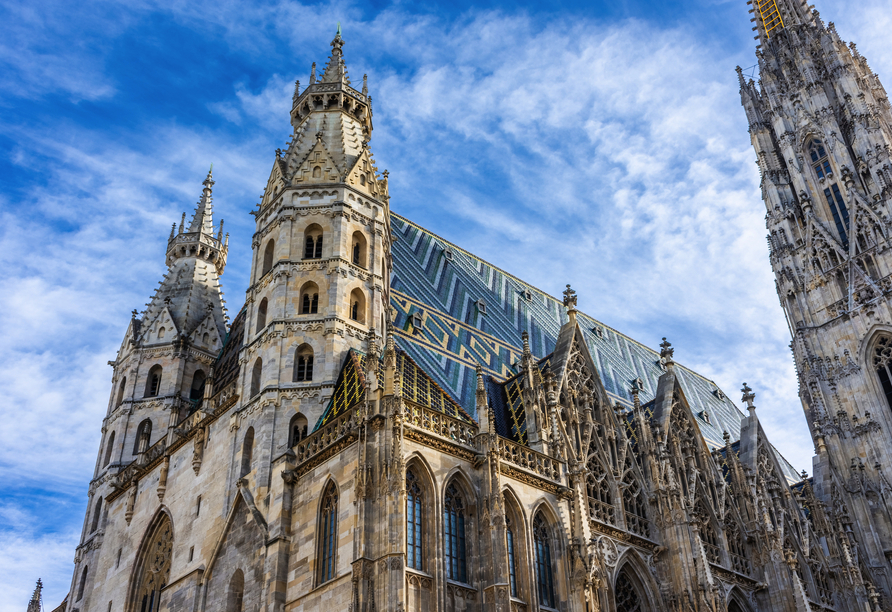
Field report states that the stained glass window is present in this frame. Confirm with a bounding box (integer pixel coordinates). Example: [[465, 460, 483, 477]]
[[444, 484, 467, 583]]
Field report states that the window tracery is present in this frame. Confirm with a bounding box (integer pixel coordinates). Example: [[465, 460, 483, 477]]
[[622, 474, 649, 537], [444, 483, 467, 583], [406, 469, 423, 570], [873, 335, 892, 410], [726, 521, 751, 575], [615, 568, 644, 612], [533, 513, 556, 608], [134, 515, 172, 612], [694, 500, 721, 565], [319, 482, 338, 584], [586, 456, 615, 524]]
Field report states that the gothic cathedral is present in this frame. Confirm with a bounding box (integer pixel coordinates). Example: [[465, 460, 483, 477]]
[[58, 4, 892, 612]]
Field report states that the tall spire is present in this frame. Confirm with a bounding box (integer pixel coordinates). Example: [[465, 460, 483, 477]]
[[321, 25, 350, 85], [27, 578, 43, 612], [188, 166, 216, 235]]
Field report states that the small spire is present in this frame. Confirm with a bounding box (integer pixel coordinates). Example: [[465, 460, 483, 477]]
[[179, 212, 185, 234], [321, 24, 350, 85], [169, 223, 176, 241], [741, 382, 757, 416], [217, 219, 224, 242], [310, 62, 317, 85], [27, 578, 43, 612], [187, 168, 216, 235], [292, 79, 300, 104], [362, 73, 368, 96], [659, 337, 675, 368], [562, 284, 578, 323], [736, 65, 746, 88]]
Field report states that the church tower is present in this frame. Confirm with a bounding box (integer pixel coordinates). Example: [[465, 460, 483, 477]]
[[242, 25, 391, 433], [739, 0, 892, 598], [69, 170, 228, 607]]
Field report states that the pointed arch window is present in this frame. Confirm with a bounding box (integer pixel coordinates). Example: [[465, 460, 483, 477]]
[[873, 335, 892, 410], [261, 240, 275, 277], [349, 289, 366, 324], [533, 513, 556, 608], [444, 483, 467, 583], [240, 427, 254, 478], [294, 344, 314, 382], [351, 231, 367, 268], [250, 358, 262, 398], [77, 566, 88, 601], [506, 516, 518, 598], [615, 568, 645, 612], [133, 514, 172, 612], [104, 431, 116, 467], [727, 522, 751, 575], [406, 469, 424, 570], [299, 282, 319, 314], [227, 569, 244, 612], [586, 456, 615, 524], [145, 365, 162, 397], [116, 377, 127, 407], [695, 501, 721, 564], [190, 370, 206, 401], [91, 496, 103, 532], [823, 184, 850, 249], [304, 225, 323, 259], [808, 139, 832, 179], [622, 475, 649, 537], [256, 298, 267, 334], [134, 419, 152, 454], [319, 482, 339, 584]]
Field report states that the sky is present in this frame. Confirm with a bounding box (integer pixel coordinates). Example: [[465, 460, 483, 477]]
[[1, 0, 890, 608]]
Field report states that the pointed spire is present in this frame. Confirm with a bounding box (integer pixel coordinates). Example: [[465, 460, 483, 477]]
[[310, 62, 317, 85], [188, 167, 216, 234], [27, 579, 43, 612], [321, 24, 350, 85], [292, 79, 300, 105], [362, 73, 368, 96]]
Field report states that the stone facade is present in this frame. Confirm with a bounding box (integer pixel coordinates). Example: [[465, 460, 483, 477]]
[[59, 9, 892, 612]]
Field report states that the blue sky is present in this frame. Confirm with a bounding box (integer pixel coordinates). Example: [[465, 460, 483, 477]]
[[2, 0, 891, 608]]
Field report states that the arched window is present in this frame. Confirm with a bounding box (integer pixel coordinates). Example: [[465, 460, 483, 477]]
[[227, 569, 244, 612], [294, 344, 314, 382], [304, 224, 323, 259], [319, 482, 339, 584], [728, 602, 745, 612], [144, 365, 163, 397], [533, 513, 556, 608], [289, 413, 308, 446], [406, 469, 424, 570], [622, 475, 649, 537], [261, 240, 275, 277], [103, 431, 115, 467], [823, 183, 850, 248], [586, 456, 615, 524], [812, 562, 832, 606], [695, 501, 721, 564], [349, 288, 366, 324], [615, 567, 646, 612], [250, 358, 262, 398], [873, 335, 892, 410], [256, 298, 267, 333], [133, 514, 172, 612], [91, 496, 103, 532], [808, 138, 832, 179], [134, 419, 152, 454], [190, 370, 206, 401], [116, 377, 127, 407], [240, 427, 254, 478], [312, 166, 322, 179], [300, 282, 319, 314], [727, 522, 751, 575], [351, 231, 367, 268], [77, 566, 88, 601], [506, 516, 518, 598], [444, 483, 467, 583]]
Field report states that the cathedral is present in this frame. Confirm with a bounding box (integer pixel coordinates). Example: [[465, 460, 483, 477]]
[[57, 2, 892, 611]]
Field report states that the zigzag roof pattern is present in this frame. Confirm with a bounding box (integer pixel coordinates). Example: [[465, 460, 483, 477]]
[[388, 213, 802, 482]]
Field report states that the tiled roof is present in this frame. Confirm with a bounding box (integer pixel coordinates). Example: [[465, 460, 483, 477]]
[[389, 213, 803, 481]]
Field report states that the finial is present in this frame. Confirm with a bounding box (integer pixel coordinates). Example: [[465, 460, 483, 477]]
[[659, 337, 674, 366], [476, 363, 485, 392], [522, 330, 531, 360], [362, 73, 368, 96], [217, 219, 224, 242], [562, 284, 577, 309], [723, 430, 731, 446], [310, 62, 317, 85], [131, 309, 139, 319], [800, 469, 809, 480], [179, 212, 186, 233], [293, 79, 300, 103], [736, 65, 746, 88], [337, 22, 341, 37], [741, 382, 756, 415], [169, 223, 176, 241]]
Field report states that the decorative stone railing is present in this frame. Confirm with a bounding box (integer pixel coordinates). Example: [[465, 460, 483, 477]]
[[293, 409, 357, 465], [498, 438, 561, 482], [404, 402, 477, 448]]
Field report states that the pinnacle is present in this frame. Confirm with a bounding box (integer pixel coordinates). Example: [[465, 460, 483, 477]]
[[320, 24, 350, 86], [188, 166, 216, 235]]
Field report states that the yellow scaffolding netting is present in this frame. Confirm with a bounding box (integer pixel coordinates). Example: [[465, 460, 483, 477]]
[[756, 0, 785, 38]]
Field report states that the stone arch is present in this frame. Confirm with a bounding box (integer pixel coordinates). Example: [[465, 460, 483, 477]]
[[316, 478, 340, 585], [250, 358, 262, 398], [134, 419, 152, 454], [226, 569, 244, 612], [351, 230, 368, 268], [348, 287, 367, 324], [116, 377, 127, 407], [293, 343, 315, 382], [261, 239, 275, 277], [126, 507, 174, 612], [103, 430, 116, 467], [727, 586, 754, 612], [613, 551, 658, 612], [190, 369, 207, 402], [240, 427, 254, 478], [288, 413, 308, 446], [144, 364, 163, 397], [303, 223, 324, 259], [502, 485, 531, 603], [255, 298, 268, 334], [299, 281, 320, 314], [859, 326, 892, 412], [405, 455, 437, 573]]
